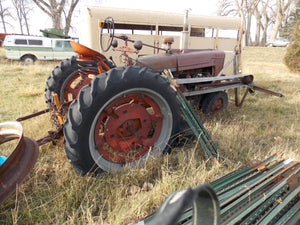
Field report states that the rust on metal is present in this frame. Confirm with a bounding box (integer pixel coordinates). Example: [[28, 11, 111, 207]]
[[93, 93, 163, 164], [36, 128, 63, 146], [0, 121, 39, 204], [16, 108, 49, 122], [70, 41, 106, 59], [253, 85, 284, 97]]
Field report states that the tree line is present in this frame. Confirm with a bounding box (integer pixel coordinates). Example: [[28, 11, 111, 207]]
[[218, 0, 300, 46]]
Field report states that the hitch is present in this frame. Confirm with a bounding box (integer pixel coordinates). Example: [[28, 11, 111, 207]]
[[16, 92, 66, 146]]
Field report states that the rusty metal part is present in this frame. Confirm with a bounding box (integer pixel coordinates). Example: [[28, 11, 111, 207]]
[[48, 98, 66, 130], [235, 88, 250, 108], [16, 108, 49, 122], [70, 41, 110, 73], [57, 66, 99, 106], [235, 85, 284, 108], [70, 41, 106, 59], [135, 49, 225, 74], [15, 98, 67, 147], [36, 128, 63, 146], [176, 74, 254, 85], [253, 85, 284, 97], [0, 121, 39, 204], [94, 93, 163, 164]]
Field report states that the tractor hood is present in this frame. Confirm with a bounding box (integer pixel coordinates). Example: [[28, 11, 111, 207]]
[[135, 49, 225, 74]]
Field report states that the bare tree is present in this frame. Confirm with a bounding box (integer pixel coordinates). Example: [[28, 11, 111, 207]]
[[218, 0, 257, 45], [21, 0, 31, 35], [218, 0, 295, 46], [12, 0, 31, 34], [253, 2, 262, 45], [271, 0, 294, 39], [32, 0, 79, 35], [260, 0, 272, 45], [0, 0, 12, 33], [245, 0, 260, 45]]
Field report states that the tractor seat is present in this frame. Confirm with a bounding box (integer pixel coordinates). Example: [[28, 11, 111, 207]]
[[162, 37, 174, 50]]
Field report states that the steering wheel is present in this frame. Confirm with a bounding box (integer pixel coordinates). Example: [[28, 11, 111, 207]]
[[100, 17, 115, 52]]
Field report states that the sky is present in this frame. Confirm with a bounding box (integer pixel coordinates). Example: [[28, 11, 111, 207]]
[[1, 0, 220, 44]]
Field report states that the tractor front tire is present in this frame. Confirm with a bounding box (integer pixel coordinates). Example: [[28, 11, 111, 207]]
[[64, 66, 182, 175], [45, 56, 99, 105]]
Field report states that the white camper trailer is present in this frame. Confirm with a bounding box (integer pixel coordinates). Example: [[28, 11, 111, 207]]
[[85, 7, 243, 74]]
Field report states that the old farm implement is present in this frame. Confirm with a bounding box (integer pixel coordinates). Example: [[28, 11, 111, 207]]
[[1, 13, 298, 224], [39, 16, 282, 174]]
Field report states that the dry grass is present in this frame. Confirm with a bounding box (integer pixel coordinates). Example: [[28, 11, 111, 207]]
[[0, 47, 299, 224]]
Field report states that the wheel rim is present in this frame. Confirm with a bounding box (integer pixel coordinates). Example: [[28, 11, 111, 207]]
[[24, 57, 33, 64], [61, 68, 98, 104], [210, 97, 224, 113], [89, 88, 173, 171]]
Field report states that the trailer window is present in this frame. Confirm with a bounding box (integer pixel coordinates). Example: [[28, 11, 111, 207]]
[[108, 23, 156, 35], [190, 28, 205, 37], [158, 26, 182, 36], [28, 39, 43, 45], [15, 39, 28, 45], [218, 30, 239, 38]]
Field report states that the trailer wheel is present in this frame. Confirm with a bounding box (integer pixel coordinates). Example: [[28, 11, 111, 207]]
[[64, 66, 181, 175], [45, 56, 113, 106], [201, 91, 228, 114]]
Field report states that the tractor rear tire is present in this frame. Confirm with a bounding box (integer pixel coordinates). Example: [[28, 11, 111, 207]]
[[64, 66, 181, 175], [201, 91, 228, 115]]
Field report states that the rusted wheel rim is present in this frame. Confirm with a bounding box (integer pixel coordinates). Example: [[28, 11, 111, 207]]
[[62, 69, 98, 103], [210, 98, 224, 113], [93, 93, 163, 164], [0, 121, 38, 204]]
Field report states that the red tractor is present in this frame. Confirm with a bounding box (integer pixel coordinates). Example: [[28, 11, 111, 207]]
[[40, 17, 281, 175]]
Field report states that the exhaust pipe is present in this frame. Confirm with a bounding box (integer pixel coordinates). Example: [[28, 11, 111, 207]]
[[180, 9, 191, 50]]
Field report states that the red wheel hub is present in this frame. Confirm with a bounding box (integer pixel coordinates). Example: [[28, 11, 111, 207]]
[[64, 69, 98, 103], [211, 98, 223, 113], [94, 93, 163, 164]]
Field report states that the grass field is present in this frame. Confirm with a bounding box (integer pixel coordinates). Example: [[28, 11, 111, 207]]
[[0, 47, 299, 224]]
